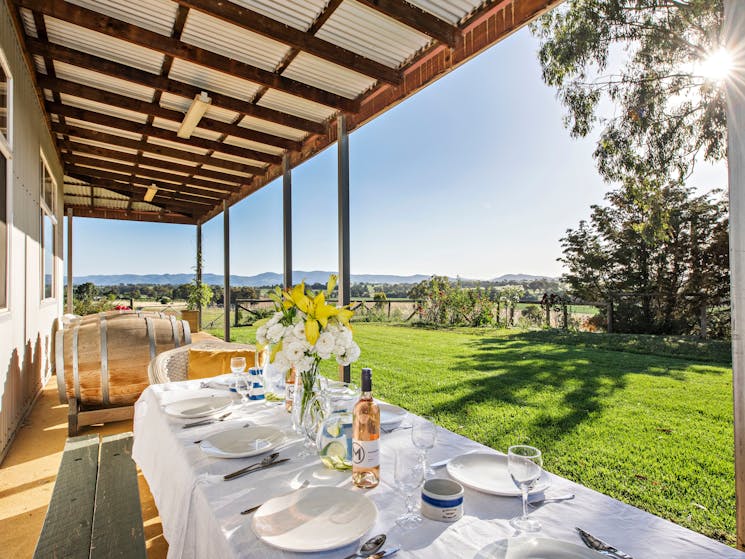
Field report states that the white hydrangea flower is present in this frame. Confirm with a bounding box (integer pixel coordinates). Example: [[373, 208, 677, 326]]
[[295, 355, 316, 374], [314, 332, 335, 359], [267, 312, 282, 327], [284, 341, 306, 364], [292, 320, 306, 340], [267, 323, 286, 344], [336, 341, 361, 366], [255, 324, 268, 345], [273, 351, 290, 374]]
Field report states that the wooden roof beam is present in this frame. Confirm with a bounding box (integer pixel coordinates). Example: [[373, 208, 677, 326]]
[[355, 0, 458, 47], [65, 165, 232, 200], [27, 37, 325, 134], [65, 204, 196, 224], [67, 175, 216, 208], [173, 0, 401, 83], [39, 76, 302, 151], [64, 140, 247, 184], [64, 154, 241, 193], [46, 101, 279, 165], [17, 0, 358, 112], [66, 180, 202, 214], [53, 123, 263, 175]]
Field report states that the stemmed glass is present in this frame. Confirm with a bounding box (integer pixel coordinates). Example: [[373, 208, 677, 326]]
[[394, 449, 425, 529], [507, 445, 543, 532], [234, 373, 252, 408], [230, 356, 246, 392], [411, 416, 436, 478]]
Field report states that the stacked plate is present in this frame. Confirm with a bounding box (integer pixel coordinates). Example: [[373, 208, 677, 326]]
[[446, 453, 550, 496], [199, 426, 283, 458]]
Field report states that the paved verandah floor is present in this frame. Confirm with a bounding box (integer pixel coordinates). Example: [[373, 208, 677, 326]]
[[0, 332, 221, 557]]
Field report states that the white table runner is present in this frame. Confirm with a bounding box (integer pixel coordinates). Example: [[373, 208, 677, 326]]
[[133, 380, 744, 558]]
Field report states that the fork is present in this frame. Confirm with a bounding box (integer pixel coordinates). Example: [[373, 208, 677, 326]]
[[240, 479, 310, 514]]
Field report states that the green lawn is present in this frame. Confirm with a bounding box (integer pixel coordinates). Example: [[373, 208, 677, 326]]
[[208, 323, 735, 545]]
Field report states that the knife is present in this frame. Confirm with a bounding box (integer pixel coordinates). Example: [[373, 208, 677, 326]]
[[182, 412, 231, 429], [576, 527, 634, 559], [223, 458, 290, 481], [365, 545, 401, 559]]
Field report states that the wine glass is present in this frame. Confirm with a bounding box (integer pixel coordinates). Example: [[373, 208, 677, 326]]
[[230, 356, 246, 392], [411, 416, 436, 478], [507, 445, 543, 532], [234, 374, 252, 408], [394, 449, 425, 529]]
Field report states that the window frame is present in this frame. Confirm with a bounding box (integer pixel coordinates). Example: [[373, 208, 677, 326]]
[[40, 152, 57, 302], [0, 48, 12, 313]]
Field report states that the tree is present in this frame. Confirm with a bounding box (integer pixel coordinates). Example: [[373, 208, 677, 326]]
[[532, 0, 726, 183]]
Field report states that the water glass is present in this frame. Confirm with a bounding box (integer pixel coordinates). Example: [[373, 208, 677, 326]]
[[230, 356, 246, 391], [394, 449, 425, 529], [507, 445, 543, 532], [411, 416, 437, 477], [235, 374, 252, 407]]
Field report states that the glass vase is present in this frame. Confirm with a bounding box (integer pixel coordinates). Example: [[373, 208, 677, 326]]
[[291, 360, 321, 434]]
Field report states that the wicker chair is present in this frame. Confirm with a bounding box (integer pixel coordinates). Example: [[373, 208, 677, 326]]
[[147, 340, 258, 384]]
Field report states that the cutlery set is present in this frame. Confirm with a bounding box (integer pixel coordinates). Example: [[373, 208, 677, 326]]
[[182, 411, 232, 429], [576, 527, 634, 558]]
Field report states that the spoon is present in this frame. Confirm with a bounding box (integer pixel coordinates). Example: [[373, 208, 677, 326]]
[[223, 452, 279, 481], [342, 534, 386, 559]]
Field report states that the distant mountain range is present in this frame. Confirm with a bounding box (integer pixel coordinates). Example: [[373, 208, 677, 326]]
[[73, 272, 557, 287]]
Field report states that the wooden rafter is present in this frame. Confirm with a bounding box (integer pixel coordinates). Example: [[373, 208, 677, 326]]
[[27, 38, 326, 134], [174, 0, 401, 84], [17, 0, 357, 112], [39, 76, 302, 151], [46, 102, 279, 165], [65, 204, 195, 224], [67, 176, 213, 210], [355, 0, 458, 46], [53, 123, 262, 175]]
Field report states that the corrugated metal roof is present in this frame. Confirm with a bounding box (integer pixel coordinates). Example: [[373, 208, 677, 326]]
[[282, 52, 376, 99], [316, 0, 431, 69], [34, 55, 47, 75], [211, 151, 270, 168], [20, 8, 37, 38], [64, 176, 89, 186], [70, 151, 134, 165], [407, 0, 485, 25], [139, 162, 189, 177], [147, 136, 208, 155], [64, 117, 145, 140], [60, 93, 149, 123], [181, 9, 290, 72], [238, 115, 308, 142], [192, 173, 243, 186], [258, 89, 336, 123], [200, 163, 252, 178], [222, 135, 284, 156], [64, 0, 179, 36], [132, 201, 165, 212], [168, 58, 261, 102], [64, 136, 139, 155], [54, 61, 157, 102], [227, 0, 328, 32], [159, 92, 241, 124], [151, 116, 223, 142], [44, 16, 166, 74]]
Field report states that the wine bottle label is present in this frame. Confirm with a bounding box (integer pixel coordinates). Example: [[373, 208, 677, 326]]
[[285, 383, 295, 402], [352, 439, 380, 468]]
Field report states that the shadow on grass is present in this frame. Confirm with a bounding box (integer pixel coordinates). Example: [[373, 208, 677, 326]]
[[422, 330, 729, 456]]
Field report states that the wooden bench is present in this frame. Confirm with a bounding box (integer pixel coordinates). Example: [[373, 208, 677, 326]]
[[33, 432, 147, 559]]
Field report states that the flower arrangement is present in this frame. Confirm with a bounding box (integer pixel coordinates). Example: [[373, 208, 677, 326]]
[[256, 275, 360, 419]]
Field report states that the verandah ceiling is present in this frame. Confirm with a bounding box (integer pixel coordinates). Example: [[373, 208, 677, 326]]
[[9, 0, 559, 224]]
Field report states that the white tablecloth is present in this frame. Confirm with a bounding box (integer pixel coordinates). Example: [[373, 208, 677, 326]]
[[133, 380, 743, 559]]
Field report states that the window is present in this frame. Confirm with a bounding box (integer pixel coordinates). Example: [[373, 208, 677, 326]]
[[40, 158, 56, 300], [0, 55, 11, 310]]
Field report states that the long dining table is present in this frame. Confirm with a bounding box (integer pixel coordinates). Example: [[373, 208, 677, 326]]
[[132, 378, 744, 559]]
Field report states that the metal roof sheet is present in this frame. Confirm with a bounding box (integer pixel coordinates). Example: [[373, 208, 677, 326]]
[[63, 117, 145, 140], [34, 55, 47, 75], [132, 201, 165, 212], [70, 151, 134, 165], [407, 0, 485, 24], [238, 115, 307, 142], [192, 173, 243, 186], [64, 0, 179, 36], [227, 0, 327, 32], [60, 93, 149, 123], [148, 136, 209, 155], [200, 163, 252, 178], [211, 151, 270, 168], [282, 52, 377, 99], [138, 162, 189, 177], [316, 0, 431, 69], [151, 116, 223, 142], [54, 61, 157, 102], [159, 92, 241, 124], [222, 135, 284, 156], [257, 89, 336, 123], [168, 58, 261, 102], [66, 137, 139, 155], [20, 7, 37, 38], [180, 9, 290, 72], [44, 16, 166, 74]]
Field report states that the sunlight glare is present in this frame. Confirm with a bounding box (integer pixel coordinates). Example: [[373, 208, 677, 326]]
[[699, 47, 734, 82]]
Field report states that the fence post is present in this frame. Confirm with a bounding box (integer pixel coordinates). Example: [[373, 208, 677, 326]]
[[388, 301, 391, 318], [544, 302, 550, 328], [562, 303, 568, 330], [607, 298, 614, 333]]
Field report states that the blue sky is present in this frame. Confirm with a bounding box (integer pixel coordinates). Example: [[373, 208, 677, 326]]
[[68, 27, 727, 280]]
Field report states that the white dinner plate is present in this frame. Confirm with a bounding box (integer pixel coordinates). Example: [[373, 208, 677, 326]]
[[476, 537, 603, 558], [199, 426, 283, 458], [378, 402, 406, 426], [252, 487, 377, 552], [163, 396, 233, 419], [447, 452, 550, 496]]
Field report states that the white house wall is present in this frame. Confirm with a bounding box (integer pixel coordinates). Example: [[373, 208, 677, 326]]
[[0, 0, 64, 461]]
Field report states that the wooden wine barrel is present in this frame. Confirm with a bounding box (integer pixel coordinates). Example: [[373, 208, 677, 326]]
[[55, 314, 191, 405]]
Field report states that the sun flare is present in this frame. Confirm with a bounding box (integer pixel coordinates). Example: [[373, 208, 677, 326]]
[[699, 47, 734, 82]]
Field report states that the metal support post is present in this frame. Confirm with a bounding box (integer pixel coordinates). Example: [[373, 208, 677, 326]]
[[223, 201, 231, 342], [283, 154, 293, 290], [337, 114, 351, 383], [196, 223, 202, 331], [66, 208, 73, 314]]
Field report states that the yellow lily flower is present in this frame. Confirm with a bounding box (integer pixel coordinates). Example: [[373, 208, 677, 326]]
[[289, 283, 312, 314], [336, 308, 354, 328], [305, 317, 320, 345], [326, 274, 337, 296], [269, 340, 283, 363], [315, 301, 339, 328]]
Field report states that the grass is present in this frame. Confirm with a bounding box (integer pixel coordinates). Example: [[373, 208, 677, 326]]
[[207, 323, 735, 545]]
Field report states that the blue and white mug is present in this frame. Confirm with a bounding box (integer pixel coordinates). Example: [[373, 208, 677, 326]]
[[421, 478, 464, 522]]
